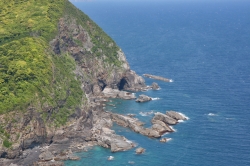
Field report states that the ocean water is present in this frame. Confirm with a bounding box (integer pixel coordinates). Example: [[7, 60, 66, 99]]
[[65, 1, 250, 165]]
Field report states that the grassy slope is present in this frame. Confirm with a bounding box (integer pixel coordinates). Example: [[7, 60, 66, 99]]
[[0, 0, 84, 124]]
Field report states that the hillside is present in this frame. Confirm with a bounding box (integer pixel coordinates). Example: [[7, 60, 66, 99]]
[[0, 0, 145, 163]]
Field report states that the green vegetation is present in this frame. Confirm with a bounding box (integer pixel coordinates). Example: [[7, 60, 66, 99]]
[[0, 0, 65, 44], [0, 0, 122, 129], [3, 139, 12, 148], [0, 0, 83, 124]]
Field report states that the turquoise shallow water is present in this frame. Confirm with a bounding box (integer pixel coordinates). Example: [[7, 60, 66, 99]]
[[66, 1, 250, 165]]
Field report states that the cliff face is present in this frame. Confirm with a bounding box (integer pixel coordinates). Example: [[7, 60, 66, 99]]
[[0, 0, 145, 161]]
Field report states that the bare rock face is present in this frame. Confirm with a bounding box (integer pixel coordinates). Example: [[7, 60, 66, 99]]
[[110, 113, 161, 138], [119, 70, 146, 91], [166, 111, 187, 120], [151, 82, 160, 90], [152, 112, 177, 125], [39, 151, 53, 161], [135, 147, 145, 154], [151, 120, 174, 134], [135, 95, 152, 103], [102, 88, 136, 100]]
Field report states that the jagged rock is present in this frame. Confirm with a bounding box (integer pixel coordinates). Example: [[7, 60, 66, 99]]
[[151, 120, 174, 134], [139, 128, 161, 138], [39, 151, 54, 161], [110, 113, 160, 138], [152, 112, 177, 125], [119, 70, 146, 91], [166, 111, 186, 120], [135, 95, 152, 103], [151, 82, 160, 90], [135, 147, 145, 154]]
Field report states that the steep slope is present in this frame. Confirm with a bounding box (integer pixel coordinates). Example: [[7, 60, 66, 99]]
[[0, 0, 145, 161]]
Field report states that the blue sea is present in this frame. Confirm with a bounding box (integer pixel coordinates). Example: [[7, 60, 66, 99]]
[[66, 1, 250, 165]]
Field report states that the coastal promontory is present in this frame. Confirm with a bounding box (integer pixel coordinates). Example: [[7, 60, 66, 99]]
[[0, 0, 146, 165]]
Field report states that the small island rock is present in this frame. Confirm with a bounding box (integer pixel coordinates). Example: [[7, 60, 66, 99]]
[[135, 147, 145, 154], [136, 95, 152, 103], [151, 82, 160, 90]]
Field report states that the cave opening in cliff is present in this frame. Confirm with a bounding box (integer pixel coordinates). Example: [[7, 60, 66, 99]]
[[118, 78, 128, 90]]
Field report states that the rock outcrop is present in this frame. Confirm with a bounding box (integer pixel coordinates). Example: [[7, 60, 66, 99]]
[[135, 147, 145, 154], [102, 88, 136, 100], [152, 112, 178, 125], [135, 95, 152, 103], [166, 111, 187, 120], [143, 74, 173, 82], [110, 113, 161, 138], [151, 82, 160, 90]]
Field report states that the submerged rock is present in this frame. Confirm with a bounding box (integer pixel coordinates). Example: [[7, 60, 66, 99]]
[[160, 137, 171, 143], [135, 95, 152, 103]]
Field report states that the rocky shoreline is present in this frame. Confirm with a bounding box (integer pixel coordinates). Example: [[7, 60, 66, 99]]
[[1, 83, 188, 166], [0, 2, 186, 164]]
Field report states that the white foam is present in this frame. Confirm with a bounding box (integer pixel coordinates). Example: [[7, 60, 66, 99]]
[[178, 112, 190, 120], [139, 111, 154, 116], [152, 97, 160, 100], [208, 113, 217, 116], [162, 132, 170, 136], [166, 138, 172, 142], [108, 156, 114, 160], [128, 161, 135, 164], [169, 79, 174, 82], [178, 120, 184, 123], [169, 126, 176, 132]]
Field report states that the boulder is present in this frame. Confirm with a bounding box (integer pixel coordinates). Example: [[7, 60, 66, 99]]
[[135, 147, 145, 154], [39, 151, 54, 161], [166, 111, 186, 120], [135, 95, 152, 103], [152, 112, 177, 125], [151, 82, 160, 90]]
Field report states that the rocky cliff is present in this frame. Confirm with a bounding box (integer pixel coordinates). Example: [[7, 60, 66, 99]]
[[0, 0, 146, 165]]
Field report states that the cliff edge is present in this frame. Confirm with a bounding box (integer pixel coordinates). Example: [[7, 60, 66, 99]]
[[0, 0, 145, 164]]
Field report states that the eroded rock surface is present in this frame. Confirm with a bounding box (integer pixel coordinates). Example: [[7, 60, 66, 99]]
[[136, 95, 152, 103]]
